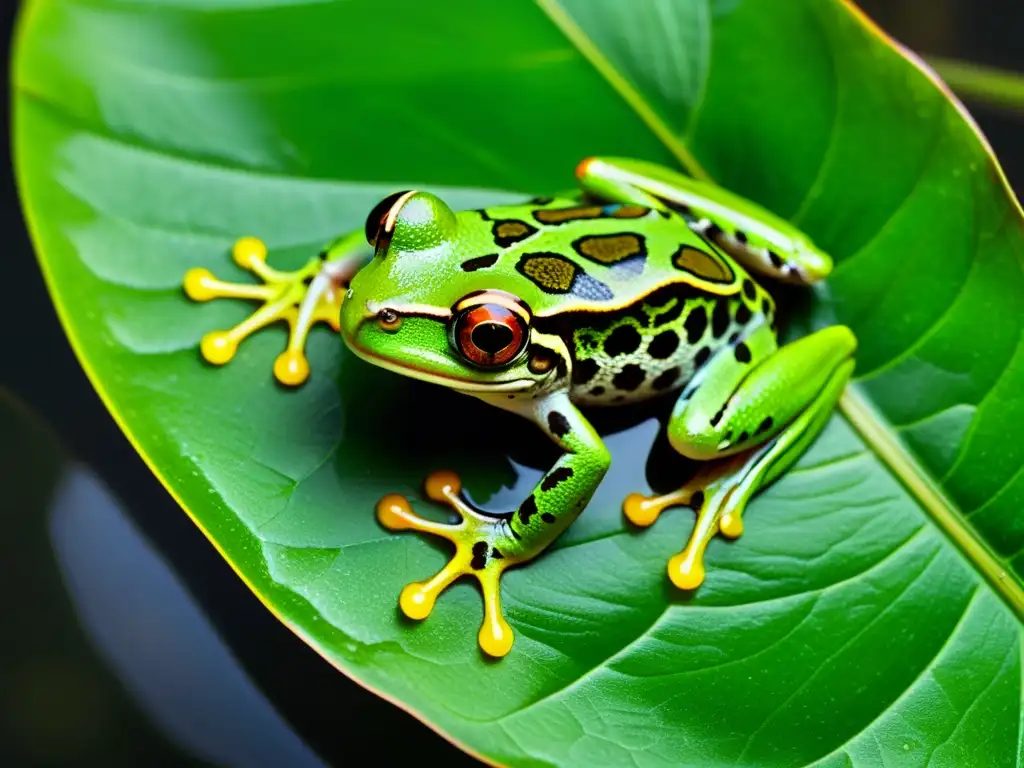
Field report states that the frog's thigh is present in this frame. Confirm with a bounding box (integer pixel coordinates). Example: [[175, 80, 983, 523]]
[[668, 324, 857, 461]]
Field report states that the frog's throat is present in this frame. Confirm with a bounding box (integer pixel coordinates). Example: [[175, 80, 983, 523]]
[[342, 335, 536, 395]]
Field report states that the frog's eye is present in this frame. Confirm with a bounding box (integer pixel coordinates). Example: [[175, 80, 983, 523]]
[[450, 293, 531, 368], [365, 190, 417, 255]]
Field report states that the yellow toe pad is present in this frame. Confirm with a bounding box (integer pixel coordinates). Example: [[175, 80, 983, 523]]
[[182, 237, 341, 387], [376, 471, 517, 658]]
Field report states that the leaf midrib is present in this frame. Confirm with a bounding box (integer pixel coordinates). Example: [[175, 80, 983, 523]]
[[532, 0, 1024, 621], [533, 0, 710, 182]]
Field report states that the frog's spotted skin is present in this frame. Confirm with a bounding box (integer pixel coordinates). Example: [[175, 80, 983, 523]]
[[532, 202, 650, 225], [456, 197, 742, 317], [563, 283, 774, 406], [182, 156, 855, 658], [671, 245, 735, 284], [572, 232, 646, 270], [516, 251, 615, 300], [484, 217, 538, 249], [460, 254, 499, 272]]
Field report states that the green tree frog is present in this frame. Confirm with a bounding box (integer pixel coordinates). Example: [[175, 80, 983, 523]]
[[183, 157, 856, 658]]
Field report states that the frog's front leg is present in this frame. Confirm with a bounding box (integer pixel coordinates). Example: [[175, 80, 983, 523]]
[[183, 231, 368, 385], [376, 391, 610, 658], [625, 323, 856, 589], [575, 156, 832, 285]]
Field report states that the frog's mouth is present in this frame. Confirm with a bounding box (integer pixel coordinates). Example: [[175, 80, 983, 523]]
[[342, 330, 536, 395]]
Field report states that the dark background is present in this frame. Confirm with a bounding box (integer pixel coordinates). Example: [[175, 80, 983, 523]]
[[2, 1, 1021, 765]]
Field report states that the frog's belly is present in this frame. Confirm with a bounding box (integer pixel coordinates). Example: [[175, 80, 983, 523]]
[[568, 293, 759, 407]]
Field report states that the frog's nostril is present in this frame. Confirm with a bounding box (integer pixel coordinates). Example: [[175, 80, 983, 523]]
[[377, 307, 402, 332]]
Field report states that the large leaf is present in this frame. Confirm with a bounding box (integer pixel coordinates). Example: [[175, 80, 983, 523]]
[[13, 0, 1024, 764]]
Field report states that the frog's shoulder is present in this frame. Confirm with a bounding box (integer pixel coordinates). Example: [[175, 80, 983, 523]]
[[454, 198, 745, 317]]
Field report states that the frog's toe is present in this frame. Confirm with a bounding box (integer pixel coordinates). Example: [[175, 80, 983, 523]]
[[423, 469, 462, 504], [398, 559, 465, 621], [396, 560, 513, 658], [624, 456, 754, 592], [718, 502, 745, 539], [199, 330, 238, 365], [476, 568, 515, 658], [376, 472, 517, 658], [273, 349, 311, 386], [623, 486, 701, 528], [667, 551, 706, 590], [232, 235, 268, 270], [664, 485, 729, 592], [183, 268, 223, 302], [183, 237, 340, 386]]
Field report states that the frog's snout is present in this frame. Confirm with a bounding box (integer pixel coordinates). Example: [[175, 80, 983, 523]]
[[339, 290, 372, 340]]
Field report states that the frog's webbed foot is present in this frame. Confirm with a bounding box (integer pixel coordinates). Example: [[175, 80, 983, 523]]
[[183, 237, 343, 386], [624, 453, 755, 590], [376, 471, 518, 658]]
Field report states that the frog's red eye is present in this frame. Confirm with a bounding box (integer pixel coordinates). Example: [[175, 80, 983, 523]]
[[451, 302, 529, 368], [365, 190, 416, 254]]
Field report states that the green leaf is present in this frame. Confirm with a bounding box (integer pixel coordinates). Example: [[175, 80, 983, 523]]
[[14, 0, 1024, 765]]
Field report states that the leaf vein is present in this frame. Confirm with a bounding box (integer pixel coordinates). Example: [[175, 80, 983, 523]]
[[806, 587, 982, 766], [734, 543, 943, 764]]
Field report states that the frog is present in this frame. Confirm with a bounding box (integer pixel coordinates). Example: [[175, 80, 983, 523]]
[[183, 156, 857, 658]]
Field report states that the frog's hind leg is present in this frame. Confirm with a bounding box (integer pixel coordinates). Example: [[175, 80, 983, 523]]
[[574, 156, 832, 285], [624, 324, 856, 590], [183, 231, 366, 386]]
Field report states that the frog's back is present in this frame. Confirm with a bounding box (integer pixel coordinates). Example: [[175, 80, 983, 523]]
[[453, 197, 745, 317], [456, 197, 777, 407]]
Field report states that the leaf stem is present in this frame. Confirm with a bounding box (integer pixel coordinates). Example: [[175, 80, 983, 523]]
[[839, 387, 1024, 618], [928, 56, 1024, 113], [534, 0, 711, 181]]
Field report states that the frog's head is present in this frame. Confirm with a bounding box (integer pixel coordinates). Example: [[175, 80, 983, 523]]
[[340, 190, 550, 396]]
